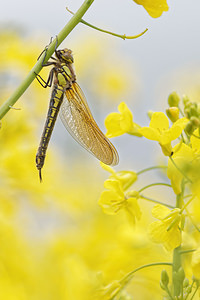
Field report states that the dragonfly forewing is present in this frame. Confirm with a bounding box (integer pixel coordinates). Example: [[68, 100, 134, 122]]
[[59, 82, 119, 166]]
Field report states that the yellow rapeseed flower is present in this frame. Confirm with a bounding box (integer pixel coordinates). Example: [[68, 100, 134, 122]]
[[139, 112, 188, 156], [98, 178, 141, 223], [100, 162, 137, 190], [105, 102, 142, 138], [133, 0, 169, 18], [167, 143, 194, 194], [148, 204, 182, 251], [190, 129, 200, 156], [191, 248, 200, 279]]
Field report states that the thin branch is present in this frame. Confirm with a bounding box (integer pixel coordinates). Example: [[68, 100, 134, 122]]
[[0, 0, 95, 120], [138, 182, 171, 193], [169, 156, 193, 184], [109, 262, 172, 300], [66, 7, 148, 40], [137, 165, 167, 175], [140, 195, 175, 209]]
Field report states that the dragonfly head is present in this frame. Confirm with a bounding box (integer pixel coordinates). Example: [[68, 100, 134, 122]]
[[55, 48, 74, 64]]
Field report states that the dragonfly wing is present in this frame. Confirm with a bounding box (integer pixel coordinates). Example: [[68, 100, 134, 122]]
[[59, 82, 119, 165]]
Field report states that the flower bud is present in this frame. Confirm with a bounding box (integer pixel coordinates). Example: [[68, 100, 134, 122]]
[[166, 107, 179, 122], [184, 121, 194, 135], [190, 116, 200, 127], [177, 267, 185, 283], [189, 104, 198, 117], [168, 92, 180, 107], [161, 270, 169, 287], [183, 278, 189, 288], [183, 95, 190, 106], [147, 110, 154, 120], [197, 103, 200, 115], [160, 142, 173, 156], [115, 171, 137, 191]]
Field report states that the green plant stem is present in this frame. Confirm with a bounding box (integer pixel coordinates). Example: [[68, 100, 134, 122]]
[[0, 0, 94, 120], [138, 182, 171, 193], [110, 262, 172, 300], [137, 165, 167, 175], [140, 195, 175, 209], [172, 191, 184, 298], [190, 284, 199, 300], [165, 286, 174, 300], [169, 156, 193, 183], [179, 249, 196, 255], [66, 7, 148, 40]]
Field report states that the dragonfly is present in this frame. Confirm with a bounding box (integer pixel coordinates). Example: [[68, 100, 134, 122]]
[[35, 47, 119, 181]]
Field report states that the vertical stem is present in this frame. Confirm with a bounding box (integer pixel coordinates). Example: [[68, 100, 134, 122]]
[[172, 183, 184, 298], [172, 246, 182, 297]]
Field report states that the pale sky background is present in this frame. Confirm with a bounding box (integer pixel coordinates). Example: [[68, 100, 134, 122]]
[[1, 0, 200, 170]]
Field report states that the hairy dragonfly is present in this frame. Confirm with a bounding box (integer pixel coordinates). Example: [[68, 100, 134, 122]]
[[36, 48, 119, 181]]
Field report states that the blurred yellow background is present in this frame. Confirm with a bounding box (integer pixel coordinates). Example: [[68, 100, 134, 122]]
[[1, 1, 200, 299]]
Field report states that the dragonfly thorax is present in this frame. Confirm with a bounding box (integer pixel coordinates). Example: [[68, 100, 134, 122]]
[[55, 65, 73, 88], [55, 48, 74, 64]]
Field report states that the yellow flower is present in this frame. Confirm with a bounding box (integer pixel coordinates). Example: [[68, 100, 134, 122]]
[[190, 129, 200, 156], [98, 178, 141, 224], [139, 112, 188, 156], [148, 204, 182, 251], [167, 143, 194, 194], [100, 162, 137, 190], [105, 102, 142, 138], [133, 0, 169, 18], [191, 248, 200, 279]]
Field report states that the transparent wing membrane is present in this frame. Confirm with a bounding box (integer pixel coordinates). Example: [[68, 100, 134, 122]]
[[59, 82, 119, 165]]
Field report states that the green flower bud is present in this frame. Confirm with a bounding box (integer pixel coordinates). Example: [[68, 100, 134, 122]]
[[177, 267, 185, 283], [184, 121, 194, 135], [197, 103, 200, 115], [147, 110, 154, 120], [184, 108, 190, 118], [168, 92, 180, 107], [189, 104, 198, 117], [185, 285, 192, 294], [160, 281, 166, 290], [190, 116, 200, 127], [166, 107, 179, 122], [161, 270, 169, 287], [183, 278, 189, 288], [183, 95, 190, 107]]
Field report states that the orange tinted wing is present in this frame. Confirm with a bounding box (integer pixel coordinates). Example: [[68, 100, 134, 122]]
[[59, 82, 119, 165]]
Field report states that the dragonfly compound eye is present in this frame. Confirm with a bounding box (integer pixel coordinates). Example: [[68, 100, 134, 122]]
[[56, 49, 74, 64]]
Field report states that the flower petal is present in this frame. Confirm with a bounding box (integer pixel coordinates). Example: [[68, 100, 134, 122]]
[[150, 112, 169, 130], [133, 0, 169, 18], [152, 204, 171, 220]]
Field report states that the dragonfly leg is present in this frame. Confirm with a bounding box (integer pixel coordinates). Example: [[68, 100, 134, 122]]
[[34, 67, 55, 88], [38, 35, 59, 66]]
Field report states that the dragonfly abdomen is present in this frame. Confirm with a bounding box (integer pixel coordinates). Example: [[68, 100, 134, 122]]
[[36, 85, 64, 181]]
